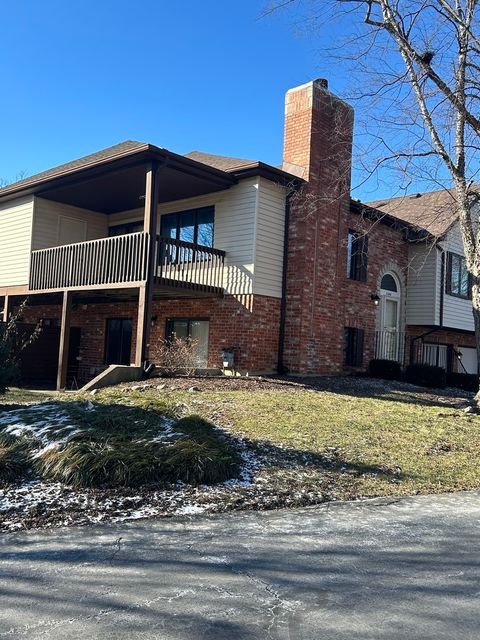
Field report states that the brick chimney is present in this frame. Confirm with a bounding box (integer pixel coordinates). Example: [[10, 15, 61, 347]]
[[281, 79, 354, 374]]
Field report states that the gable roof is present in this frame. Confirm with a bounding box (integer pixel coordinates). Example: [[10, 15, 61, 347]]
[[184, 151, 256, 172], [368, 189, 460, 238], [185, 150, 300, 184]]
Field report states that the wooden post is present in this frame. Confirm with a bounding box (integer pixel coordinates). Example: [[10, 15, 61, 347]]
[[1, 295, 12, 324], [135, 162, 160, 367], [57, 290, 73, 391]]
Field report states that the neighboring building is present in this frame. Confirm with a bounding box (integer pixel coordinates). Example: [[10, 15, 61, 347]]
[[0, 79, 476, 389]]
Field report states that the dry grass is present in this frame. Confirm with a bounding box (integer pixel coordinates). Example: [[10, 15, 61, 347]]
[[96, 379, 480, 499]]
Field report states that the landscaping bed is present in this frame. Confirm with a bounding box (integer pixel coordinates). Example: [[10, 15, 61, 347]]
[[0, 376, 478, 532]]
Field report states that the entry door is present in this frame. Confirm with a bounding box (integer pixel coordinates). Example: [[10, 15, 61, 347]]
[[379, 295, 401, 360]]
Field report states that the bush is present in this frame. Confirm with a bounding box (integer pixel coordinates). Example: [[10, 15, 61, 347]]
[[36, 435, 169, 488], [368, 359, 402, 381], [168, 416, 241, 484], [0, 433, 31, 484], [35, 414, 241, 488], [0, 325, 19, 393], [405, 363, 447, 388], [446, 372, 479, 392], [156, 336, 198, 377]]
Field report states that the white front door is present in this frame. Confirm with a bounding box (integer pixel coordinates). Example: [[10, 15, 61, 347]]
[[376, 272, 401, 361]]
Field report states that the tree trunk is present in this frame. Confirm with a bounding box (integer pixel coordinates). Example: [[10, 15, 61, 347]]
[[471, 282, 480, 403]]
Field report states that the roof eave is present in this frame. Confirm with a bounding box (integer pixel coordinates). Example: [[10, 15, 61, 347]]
[[0, 144, 237, 203]]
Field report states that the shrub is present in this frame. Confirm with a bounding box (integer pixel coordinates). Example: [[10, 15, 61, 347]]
[[0, 299, 43, 393], [446, 372, 479, 392], [405, 363, 447, 388], [156, 336, 198, 377], [36, 435, 169, 488], [368, 359, 402, 381], [0, 433, 31, 484], [35, 414, 241, 488]]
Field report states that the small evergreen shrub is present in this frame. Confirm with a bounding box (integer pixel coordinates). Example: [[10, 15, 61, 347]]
[[368, 359, 402, 381], [405, 363, 446, 388], [446, 372, 479, 392]]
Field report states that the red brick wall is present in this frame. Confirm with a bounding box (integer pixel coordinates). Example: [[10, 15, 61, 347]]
[[282, 79, 354, 373], [21, 293, 281, 382], [339, 213, 409, 369]]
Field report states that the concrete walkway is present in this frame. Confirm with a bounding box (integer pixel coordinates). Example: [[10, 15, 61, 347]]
[[1, 492, 480, 639]]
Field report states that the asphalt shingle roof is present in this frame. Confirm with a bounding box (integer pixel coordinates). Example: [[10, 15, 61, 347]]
[[368, 189, 461, 237]]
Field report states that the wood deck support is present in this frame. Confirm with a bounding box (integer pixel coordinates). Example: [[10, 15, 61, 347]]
[[135, 162, 160, 368], [1, 295, 12, 324], [56, 290, 73, 391]]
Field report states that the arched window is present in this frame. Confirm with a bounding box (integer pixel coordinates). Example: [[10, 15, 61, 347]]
[[381, 273, 398, 292]]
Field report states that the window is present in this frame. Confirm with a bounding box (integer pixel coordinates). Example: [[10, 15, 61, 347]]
[[446, 252, 471, 299], [347, 230, 368, 282], [166, 318, 209, 367], [344, 327, 364, 367], [109, 221, 144, 237], [105, 318, 132, 365], [380, 273, 398, 292], [161, 206, 214, 247]]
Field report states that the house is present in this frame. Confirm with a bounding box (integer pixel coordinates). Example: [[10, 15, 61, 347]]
[[0, 78, 476, 389]]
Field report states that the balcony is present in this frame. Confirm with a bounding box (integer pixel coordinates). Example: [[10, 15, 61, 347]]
[[28, 233, 225, 295]]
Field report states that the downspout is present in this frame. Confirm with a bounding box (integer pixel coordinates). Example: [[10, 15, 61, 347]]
[[277, 189, 293, 374], [439, 247, 445, 328]]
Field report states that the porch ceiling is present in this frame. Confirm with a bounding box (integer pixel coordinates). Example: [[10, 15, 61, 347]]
[[39, 162, 233, 213], [0, 145, 236, 214], [16, 285, 221, 307]]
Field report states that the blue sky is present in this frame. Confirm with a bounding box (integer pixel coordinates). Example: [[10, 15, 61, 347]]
[[0, 1, 384, 198]]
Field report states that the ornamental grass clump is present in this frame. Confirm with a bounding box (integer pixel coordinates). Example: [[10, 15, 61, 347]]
[[36, 435, 168, 488], [0, 433, 31, 484], [34, 410, 240, 489], [167, 416, 241, 485]]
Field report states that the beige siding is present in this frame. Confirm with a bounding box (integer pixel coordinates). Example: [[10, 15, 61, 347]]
[[32, 197, 108, 250], [108, 179, 258, 295], [405, 243, 439, 325], [440, 222, 475, 331], [0, 196, 34, 287], [253, 178, 286, 298]]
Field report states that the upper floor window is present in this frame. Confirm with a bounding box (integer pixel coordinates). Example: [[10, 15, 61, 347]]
[[347, 230, 368, 282], [161, 206, 214, 247], [446, 252, 471, 299]]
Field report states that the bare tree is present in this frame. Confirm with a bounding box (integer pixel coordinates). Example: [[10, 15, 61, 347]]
[[265, 0, 480, 378]]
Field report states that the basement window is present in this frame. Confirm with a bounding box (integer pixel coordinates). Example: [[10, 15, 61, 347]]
[[344, 327, 364, 367], [446, 252, 471, 299], [347, 230, 368, 282], [166, 318, 209, 368]]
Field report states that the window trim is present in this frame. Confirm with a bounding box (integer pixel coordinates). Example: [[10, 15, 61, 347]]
[[446, 252, 471, 300], [347, 229, 368, 282]]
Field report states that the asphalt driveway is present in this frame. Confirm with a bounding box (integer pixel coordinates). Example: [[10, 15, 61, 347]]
[[1, 492, 480, 639]]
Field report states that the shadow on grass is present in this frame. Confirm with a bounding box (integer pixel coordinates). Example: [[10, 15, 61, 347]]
[[0, 399, 407, 489]]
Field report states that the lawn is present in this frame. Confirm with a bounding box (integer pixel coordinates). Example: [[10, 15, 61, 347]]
[[0, 376, 478, 530]]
